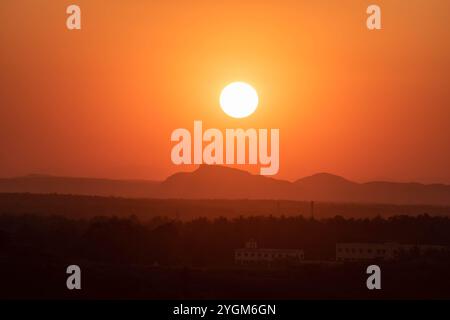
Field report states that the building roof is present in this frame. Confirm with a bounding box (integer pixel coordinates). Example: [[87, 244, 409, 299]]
[[235, 248, 303, 253]]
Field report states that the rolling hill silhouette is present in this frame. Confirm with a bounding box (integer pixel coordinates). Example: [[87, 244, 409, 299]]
[[1, 166, 449, 205], [160, 165, 294, 199], [0, 174, 159, 198]]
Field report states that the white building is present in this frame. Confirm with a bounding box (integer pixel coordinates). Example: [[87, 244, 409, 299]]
[[235, 239, 304, 266], [336, 242, 448, 262]]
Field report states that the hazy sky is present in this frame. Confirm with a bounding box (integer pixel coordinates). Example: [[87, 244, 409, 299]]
[[0, 0, 449, 183]]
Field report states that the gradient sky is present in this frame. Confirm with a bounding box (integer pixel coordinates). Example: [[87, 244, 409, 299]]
[[0, 0, 449, 183]]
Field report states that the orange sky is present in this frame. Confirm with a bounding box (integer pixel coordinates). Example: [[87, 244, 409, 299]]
[[0, 0, 449, 183]]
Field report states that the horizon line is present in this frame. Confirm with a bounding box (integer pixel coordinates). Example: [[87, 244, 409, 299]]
[[1, 165, 449, 186]]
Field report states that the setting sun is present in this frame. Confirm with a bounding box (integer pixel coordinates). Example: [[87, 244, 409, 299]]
[[219, 82, 259, 119]]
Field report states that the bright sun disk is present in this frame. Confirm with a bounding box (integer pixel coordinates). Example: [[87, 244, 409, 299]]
[[220, 82, 259, 118]]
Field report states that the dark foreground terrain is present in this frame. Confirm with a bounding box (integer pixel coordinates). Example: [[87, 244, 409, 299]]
[[2, 258, 450, 300], [1, 194, 450, 299]]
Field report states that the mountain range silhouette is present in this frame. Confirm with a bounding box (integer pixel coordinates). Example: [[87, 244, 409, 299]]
[[1, 165, 449, 205]]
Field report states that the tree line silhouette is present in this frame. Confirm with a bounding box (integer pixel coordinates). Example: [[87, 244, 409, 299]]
[[1, 213, 450, 266]]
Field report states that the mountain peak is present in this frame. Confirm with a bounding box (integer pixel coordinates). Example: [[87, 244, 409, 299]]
[[295, 172, 355, 185], [194, 164, 252, 175], [163, 165, 254, 185]]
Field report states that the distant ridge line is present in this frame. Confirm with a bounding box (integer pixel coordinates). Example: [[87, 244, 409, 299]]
[[0, 165, 449, 205]]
